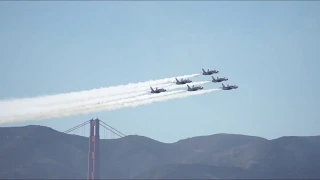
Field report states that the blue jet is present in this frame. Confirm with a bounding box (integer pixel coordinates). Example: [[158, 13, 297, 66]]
[[211, 76, 228, 83], [150, 87, 166, 94], [175, 78, 192, 85], [221, 83, 238, 90], [202, 68, 219, 75], [187, 84, 203, 91]]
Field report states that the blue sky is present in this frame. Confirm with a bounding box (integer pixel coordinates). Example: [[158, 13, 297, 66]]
[[0, 1, 319, 143]]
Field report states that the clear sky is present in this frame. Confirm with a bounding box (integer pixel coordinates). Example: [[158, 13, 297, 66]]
[[1, 1, 319, 143]]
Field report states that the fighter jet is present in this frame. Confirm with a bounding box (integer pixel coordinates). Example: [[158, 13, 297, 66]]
[[202, 68, 219, 75], [187, 84, 203, 91], [211, 76, 228, 83], [175, 78, 192, 85], [221, 83, 238, 90], [150, 87, 166, 93]]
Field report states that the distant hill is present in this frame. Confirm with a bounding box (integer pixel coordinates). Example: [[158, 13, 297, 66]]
[[0, 125, 319, 179]]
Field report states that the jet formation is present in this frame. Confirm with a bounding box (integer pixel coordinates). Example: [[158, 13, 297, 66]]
[[150, 68, 238, 94]]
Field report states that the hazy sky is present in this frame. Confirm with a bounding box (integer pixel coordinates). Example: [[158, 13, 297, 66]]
[[1, 1, 319, 143]]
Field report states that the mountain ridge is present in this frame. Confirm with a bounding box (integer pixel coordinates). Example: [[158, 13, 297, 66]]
[[0, 125, 319, 179]]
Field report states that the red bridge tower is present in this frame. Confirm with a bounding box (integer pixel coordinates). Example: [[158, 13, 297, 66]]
[[87, 118, 100, 180]]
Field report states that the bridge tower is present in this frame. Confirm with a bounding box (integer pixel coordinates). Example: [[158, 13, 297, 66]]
[[87, 118, 100, 180], [64, 118, 125, 179]]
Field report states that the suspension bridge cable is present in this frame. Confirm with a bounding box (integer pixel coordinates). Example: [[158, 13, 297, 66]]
[[99, 120, 126, 137], [64, 119, 157, 153], [100, 124, 124, 138], [99, 120, 158, 153], [64, 120, 89, 133], [64, 122, 89, 134], [64, 120, 90, 134]]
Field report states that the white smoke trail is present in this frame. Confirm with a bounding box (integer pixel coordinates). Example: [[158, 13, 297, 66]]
[[44, 80, 210, 108], [0, 73, 200, 109], [51, 80, 211, 109], [69, 88, 221, 114], [106, 88, 221, 110], [0, 90, 184, 124], [0, 88, 220, 125], [0, 80, 210, 118]]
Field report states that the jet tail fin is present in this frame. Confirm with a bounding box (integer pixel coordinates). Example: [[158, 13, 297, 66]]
[[150, 87, 154, 92], [211, 76, 215, 81], [175, 78, 179, 82], [187, 84, 191, 90], [202, 68, 206, 73], [222, 83, 225, 88]]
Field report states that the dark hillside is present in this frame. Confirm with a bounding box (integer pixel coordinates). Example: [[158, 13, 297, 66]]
[[0, 125, 319, 179]]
